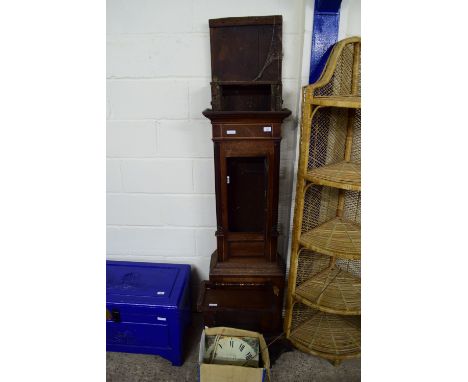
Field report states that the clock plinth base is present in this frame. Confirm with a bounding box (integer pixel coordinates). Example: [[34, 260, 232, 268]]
[[197, 251, 285, 334], [197, 280, 282, 334]]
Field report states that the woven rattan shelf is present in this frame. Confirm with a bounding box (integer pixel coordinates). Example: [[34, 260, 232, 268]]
[[308, 95, 360, 108], [294, 266, 360, 315], [285, 37, 361, 365], [299, 217, 360, 259], [305, 161, 360, 191], [289, 304, 360, 361]]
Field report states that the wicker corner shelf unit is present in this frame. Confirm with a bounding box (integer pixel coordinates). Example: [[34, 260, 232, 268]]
[[285, 37, 361, 365]]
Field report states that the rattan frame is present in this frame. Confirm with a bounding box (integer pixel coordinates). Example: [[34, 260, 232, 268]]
[[284, 37, 361, 365]]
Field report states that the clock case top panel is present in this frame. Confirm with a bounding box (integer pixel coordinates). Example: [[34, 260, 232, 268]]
[[209, 15, 283, 82], [208, 16, 284, 112]]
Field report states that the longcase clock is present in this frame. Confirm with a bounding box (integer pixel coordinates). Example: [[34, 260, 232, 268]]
[[197, 16, 291, 334]]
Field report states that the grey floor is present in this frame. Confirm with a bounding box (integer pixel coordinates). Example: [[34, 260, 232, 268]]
[[107, 315, 360, 382]]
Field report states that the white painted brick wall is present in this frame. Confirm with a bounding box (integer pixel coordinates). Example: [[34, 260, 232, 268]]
[[107, 194, 165, 226], [107, 226, 196, 256], [158, 120, 213, 158], [195, 228, 217, 257], [107, 0, 194, 34], [107, 35, 210, 78], [107, 194, 216, 227], [193, 159, 215, 194], [107, 0, 307, 292], [107, 120, 157, 157], [107, 80, 189, 119], [106, 160, 122, 192], [189, 79, 212, 120], [121, 159, 193, 193]]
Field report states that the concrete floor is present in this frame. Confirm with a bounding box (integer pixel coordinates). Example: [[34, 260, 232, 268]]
[[107, 315, 360, 382]]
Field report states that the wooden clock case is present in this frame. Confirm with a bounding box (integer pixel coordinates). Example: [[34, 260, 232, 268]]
[[197, 16, 291, 334]]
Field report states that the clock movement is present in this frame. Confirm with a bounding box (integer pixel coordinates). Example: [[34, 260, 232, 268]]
[[197, 15, 291, 334]]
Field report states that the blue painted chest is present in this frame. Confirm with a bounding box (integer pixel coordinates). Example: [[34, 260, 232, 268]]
[[106, 261, 191, 366]]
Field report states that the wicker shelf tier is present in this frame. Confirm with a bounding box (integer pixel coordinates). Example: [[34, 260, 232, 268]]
[[305, 161, 360, 191], [300, 217, 360, 259], [290, 309, 360, 361], [309, 96, 361, 109], [294, 267, 361, 315]]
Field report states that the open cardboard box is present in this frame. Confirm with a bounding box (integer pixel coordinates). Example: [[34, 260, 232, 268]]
[[199, 327, 271, 382]]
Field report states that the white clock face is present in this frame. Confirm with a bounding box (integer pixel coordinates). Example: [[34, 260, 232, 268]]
[[206, 336, 257, 364]]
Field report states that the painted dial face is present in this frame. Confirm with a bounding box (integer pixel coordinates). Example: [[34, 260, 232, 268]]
[[206, 336, 257, 362]]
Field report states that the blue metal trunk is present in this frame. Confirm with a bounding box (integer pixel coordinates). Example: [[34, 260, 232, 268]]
[[106, 261, 191, 366]]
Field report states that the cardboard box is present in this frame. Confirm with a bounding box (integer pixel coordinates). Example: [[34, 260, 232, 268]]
[[199, 327, 271, 382]]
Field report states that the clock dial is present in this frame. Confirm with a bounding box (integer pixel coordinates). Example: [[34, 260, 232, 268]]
[[204, 335, 259, 367]]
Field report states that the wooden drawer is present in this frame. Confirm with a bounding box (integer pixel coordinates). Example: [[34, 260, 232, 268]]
[[222, 124, 273, 138], [216, 124, 277, 138]]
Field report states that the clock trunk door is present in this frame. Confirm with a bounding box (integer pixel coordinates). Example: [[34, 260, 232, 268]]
[[220, 140, 274, 261], [227, 156, 267, 233]]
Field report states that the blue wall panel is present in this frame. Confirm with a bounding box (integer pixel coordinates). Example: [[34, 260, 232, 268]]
[[309, 0, 342, 84]]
